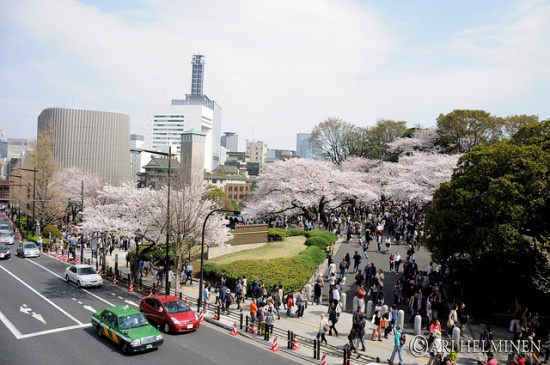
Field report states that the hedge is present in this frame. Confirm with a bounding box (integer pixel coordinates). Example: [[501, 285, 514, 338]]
[[287, 228, 306, 236], [204, 257, 316, 293], [268, 228, 287, 242], [305, 229, 337, 244], [42, 224, 62, 239], [304, 236, 330, 251], [297, 245, 326, 266]]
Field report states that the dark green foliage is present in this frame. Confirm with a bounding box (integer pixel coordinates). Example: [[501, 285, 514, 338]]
[[306, 229, 337, 244], [287, 228, 306, 236], [425, 120, 550, 314], [268, 228, 287, 242], [42, 224, 62, 239], [304, 236, 330, 250], [204, 257, 316, 293], [298, 245, 327, 266]]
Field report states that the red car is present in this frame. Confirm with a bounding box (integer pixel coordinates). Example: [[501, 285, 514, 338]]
[[139, 295, 200, 334]]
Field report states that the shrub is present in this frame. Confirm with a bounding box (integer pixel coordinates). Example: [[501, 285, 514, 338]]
[[204, 257, 317, 293], [304, 236, 330, 251], [287, 228, 306, 236], [298, 245, 327, 266], [42, 224, 62, 239], [268, 228, 287, 242], [306, 229, 337, 244]]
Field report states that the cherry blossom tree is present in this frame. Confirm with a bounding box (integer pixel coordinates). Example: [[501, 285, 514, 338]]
[[59, 167, 105, 223], [243, 158, 379, 219], [80, 180, 232, 294]]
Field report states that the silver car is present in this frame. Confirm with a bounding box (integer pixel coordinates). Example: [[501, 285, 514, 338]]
[[65, 264, 103, 288], [16, 242, 40, 258], [0, 224, 12, 235], [0, 232, 14, 245]]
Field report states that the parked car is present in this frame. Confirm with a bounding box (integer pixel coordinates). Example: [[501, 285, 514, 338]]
[[0, 244, 10, 260], [16, 242, 40, 258], [65, 264, 103, 288], [91, 305, 164, 354], [0, 232, 14, 245], [139, 295, 200, 334]]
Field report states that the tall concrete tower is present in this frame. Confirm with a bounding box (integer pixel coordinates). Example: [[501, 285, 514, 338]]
[[191, 54, 205, 96], [180, 129, 206, 187]]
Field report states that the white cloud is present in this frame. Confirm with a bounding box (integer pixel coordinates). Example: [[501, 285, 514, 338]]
[[1, 0, 549, 149]]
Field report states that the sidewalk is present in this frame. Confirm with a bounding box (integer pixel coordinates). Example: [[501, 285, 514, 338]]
[[79, 245, 512, 365]]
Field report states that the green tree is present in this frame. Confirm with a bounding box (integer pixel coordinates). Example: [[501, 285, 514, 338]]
[[436, 109, 504, 153], [309, 117, 356, 164], [364, 119, 408, 160], [502, 114, 539, 139], [425, 121, 550, 313]]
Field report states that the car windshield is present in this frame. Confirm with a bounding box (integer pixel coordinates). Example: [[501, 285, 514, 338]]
[[0, 227, 10, 232], [0, 244, 7, 250], [0, 232, 12, 237], [24, 243, 37, 249], [77, 267, 97, 275], [118, 313, 148, 330], [164, 300, 190, 314]]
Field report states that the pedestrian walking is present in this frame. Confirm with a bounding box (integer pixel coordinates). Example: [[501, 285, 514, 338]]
[[317, 314, 328, 345], [371, 309, 383, 341], [388, 324, 405, 365], [328, 303, 339, 336]]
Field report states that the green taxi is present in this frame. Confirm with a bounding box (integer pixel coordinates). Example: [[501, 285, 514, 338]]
[[91, 305, 164, 354]]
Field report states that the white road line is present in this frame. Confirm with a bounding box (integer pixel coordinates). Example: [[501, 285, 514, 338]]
[[0, 309, 23, 339], [0, 265, 82, 325], [27, 260, 114, 307], [18, 323, 91, 339]]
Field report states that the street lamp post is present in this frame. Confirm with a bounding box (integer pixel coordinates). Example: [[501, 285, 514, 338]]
[[15, 168, 37, 232], [198, 208, 240, 310], [10, 175, 22, 228], [130, 147, 174, 294]]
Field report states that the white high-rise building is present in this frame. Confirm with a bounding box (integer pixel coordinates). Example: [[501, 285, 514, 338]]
[[246, 140, 268, 163], [145, 54, 222, 172]]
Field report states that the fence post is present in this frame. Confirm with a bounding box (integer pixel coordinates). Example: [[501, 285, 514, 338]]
[[264, 323, 269, 341], [288, 330, 292, 349], [240, 312, 243, 329], [313, 339, 318, 359]]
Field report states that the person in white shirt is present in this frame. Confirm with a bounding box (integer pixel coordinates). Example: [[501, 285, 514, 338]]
[[393, 252, 402, 274]]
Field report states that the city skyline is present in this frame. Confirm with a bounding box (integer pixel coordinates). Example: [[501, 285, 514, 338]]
[[1, 0, 549, 151]]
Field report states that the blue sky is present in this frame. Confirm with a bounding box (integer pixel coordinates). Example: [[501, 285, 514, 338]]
[[1, 0, 549, 150]]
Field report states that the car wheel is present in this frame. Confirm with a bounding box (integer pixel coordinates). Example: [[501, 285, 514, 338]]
[[121, 342, 129, 354], [163, 322, 170, 334], [77, 281, 81, 288], [97, 325, 103, 337], [65, 275, 70, 283]]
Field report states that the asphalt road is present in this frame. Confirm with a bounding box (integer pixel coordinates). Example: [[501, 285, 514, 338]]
[[0, 240, 305, 365]]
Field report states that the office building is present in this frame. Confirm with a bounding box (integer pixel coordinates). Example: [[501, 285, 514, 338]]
[[246, 140, 267, 164], [221, 132, 238, 152], [145, 54, 221, 172], [37, 108, 132, 185]]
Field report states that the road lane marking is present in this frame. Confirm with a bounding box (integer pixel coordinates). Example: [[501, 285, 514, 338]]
[[20, 304, 46, 324], [26, 260, 115, 307], [124, 300, 139, 307], [0, 265, 82, 325], [0, 309, 23, 339], [18, 323, 91, 339], [83, 305, 97, 313]]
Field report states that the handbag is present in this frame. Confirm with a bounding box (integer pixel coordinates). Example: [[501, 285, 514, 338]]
[[380, 319, 387, 329], [323, 324, 330, 332]]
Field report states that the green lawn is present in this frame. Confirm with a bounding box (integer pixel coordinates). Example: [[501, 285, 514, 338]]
[[209, 235, 307, 264]]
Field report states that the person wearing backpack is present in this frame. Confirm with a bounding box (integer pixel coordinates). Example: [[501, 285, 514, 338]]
[[388, 324, 405, 365]]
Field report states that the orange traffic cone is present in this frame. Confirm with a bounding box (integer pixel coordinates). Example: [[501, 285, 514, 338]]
[[319, 353, 327, 365], [128, 281, 134, 292], [247, 322, 256, 334], [292, 334, 301, 350], [230, 322, 238, 336], [270, 336, 280, 352], [198, 310, 205, 323], [112, 276, 117, 286], [47, 249, 51, 256]]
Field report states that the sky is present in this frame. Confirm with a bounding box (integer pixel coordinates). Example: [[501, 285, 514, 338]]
[[1, 0, 549, 151]]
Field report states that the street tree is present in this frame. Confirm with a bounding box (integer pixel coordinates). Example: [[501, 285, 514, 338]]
[[21, 129, 66, 228], [59, 167, 105, 223]]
